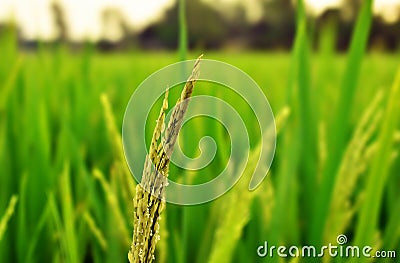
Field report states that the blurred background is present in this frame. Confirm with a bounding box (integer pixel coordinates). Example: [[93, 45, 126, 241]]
[[0, 0, 399, 262], [0, 0, 400, 50]]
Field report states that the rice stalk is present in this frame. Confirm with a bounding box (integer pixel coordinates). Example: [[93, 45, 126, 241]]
[[83, 211, 108, 251], [352, 69, 400, 251], [47, 193, 64, 257], [100, 93, 135, 217], [101, 93, 137, 247], [323, 90, 384, 261], [128, 55, 202, 263], [0, 195, 18, 242], [100, 93, 132, 183], [207, 107, 289, 263], [93, 168, 131, 246], [207, 178, 252, 263], [312, 0, 374, 245]]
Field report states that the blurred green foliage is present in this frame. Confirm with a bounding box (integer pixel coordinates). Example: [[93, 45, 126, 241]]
[[0, 1, 400, 262]]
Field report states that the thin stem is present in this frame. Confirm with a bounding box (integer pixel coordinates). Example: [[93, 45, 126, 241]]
[[178, 0, 188, 61]]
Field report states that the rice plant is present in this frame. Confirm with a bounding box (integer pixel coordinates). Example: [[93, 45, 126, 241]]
[[129, 56, 201, 263], [0, 0, 399, 260]]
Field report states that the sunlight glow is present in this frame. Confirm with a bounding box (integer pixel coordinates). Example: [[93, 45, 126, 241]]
[[374, 0, 400, 23], [0, 0, 399, 40], [305, 0, 341, 16]]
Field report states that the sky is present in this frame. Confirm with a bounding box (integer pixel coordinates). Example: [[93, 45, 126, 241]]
[[0, 0, 399, 41], [0, 0, 175, 40]]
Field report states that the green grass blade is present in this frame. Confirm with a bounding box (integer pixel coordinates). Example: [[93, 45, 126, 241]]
[[0, 195, 18, 242], [60, 163, 80, 263], [268, 0, 308, 252], [311, 0, 374, 245], [178, 0, 188, 61], [48, 192, 65, 261], [382, 197, 400, 250], [0, 55, 23, 112], [353, 69, 400, 249], [293, 0, 316, 236], [26, 197, 52, 262], [324, 90, 383, 244], [17, 174, 28, 263]]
